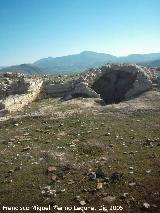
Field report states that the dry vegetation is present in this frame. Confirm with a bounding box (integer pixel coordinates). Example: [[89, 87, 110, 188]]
[[0, 87, 160, 213]]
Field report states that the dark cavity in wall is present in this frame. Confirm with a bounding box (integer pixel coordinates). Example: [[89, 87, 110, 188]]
[[72, 93, 91, 98], [92, 70, 137, 104]]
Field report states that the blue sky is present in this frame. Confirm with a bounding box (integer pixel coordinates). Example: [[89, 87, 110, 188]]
[[0, 0, 160, 66]]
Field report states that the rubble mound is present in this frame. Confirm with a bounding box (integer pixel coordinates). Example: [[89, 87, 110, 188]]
[[0, 73, 30, 99], [0, 64, 153, 115]]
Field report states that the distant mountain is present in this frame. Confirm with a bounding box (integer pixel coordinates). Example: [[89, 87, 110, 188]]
[[33, 51, 117, 73], [0, 64, 44, 75], [118, 53, 160, 64], [145, 59, 160, 67], [33, 51, 160, 73], [1, 51, 160, 75]]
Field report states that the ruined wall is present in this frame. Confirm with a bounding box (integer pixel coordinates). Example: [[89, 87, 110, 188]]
[[43, 81, 73, 97], [0, 64, 153, 115], [92, 70, 137, 104], [0, 73, 27, 99], [0, 75, 43, 113], [43, 79, 100, 99], [90, 64, 152, 103], [125, 68, 152, 99]]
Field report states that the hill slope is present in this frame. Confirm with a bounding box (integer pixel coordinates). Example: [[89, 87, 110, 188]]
[[118, 53, 160, 64], [34, 51, 160, 73], [146, 59, 160, 67], [0, 64, 44, 75], [34, 51, 117, 73]]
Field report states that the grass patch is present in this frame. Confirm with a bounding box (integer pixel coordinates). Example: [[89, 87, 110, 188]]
[[0, 107, 160, 212]]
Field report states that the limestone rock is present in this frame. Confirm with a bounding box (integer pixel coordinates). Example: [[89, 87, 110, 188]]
[[47, 166, 57, 173], [143, 202, 150, 209], [102, 195, 116, 203], [97, 182, 103, 190]]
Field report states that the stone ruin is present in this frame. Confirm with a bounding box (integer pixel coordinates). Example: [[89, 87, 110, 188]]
[[88, 64, 152, 104], [0, 64, 153, 115], [0, 73, 43, 115]]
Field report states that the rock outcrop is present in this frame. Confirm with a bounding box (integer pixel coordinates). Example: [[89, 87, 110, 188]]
[[0, 64, 153, 115]]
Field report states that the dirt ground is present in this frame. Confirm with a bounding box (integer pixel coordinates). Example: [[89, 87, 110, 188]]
[[0, 88, 160, 213]]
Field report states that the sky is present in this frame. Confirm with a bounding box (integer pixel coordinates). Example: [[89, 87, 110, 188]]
[[0, 0, 160, 66]]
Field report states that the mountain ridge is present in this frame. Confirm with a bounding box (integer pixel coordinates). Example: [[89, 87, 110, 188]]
[[1, 51, 160, 75], [33, 51, 160, 73]]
